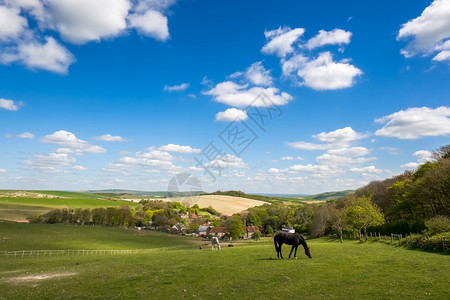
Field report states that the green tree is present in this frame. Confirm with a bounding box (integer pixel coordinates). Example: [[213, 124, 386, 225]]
[[346, 195, 384, 241], [227, 214, 244, 239], [252, 230, 261, 241]]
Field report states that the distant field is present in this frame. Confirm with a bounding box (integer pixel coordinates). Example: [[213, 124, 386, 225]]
[[171, 195, 269, 216], [0, 190, 140, 222], [0, 222, 448, 299]]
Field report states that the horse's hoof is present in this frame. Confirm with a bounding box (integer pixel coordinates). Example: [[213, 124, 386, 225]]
[[295, 257, 297, 259]]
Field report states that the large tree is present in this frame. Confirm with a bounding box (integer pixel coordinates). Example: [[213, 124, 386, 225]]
[[346, 195, 384, 241]]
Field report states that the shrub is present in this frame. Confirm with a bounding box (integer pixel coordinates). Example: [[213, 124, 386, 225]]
[[425, 215, 450, 235], [400, 232, 450, 253]]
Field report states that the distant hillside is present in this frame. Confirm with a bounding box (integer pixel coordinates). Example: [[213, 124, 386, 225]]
[[302, 190, 355, 201], [85, 189, 203, 198]]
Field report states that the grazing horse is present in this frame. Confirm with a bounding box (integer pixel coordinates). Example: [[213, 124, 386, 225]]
[[211, 236, 221, 250], [274, 232, 311, 259]]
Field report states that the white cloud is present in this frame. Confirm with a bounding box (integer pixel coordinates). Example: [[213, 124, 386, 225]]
[[349, 166, 386, 173], [72, 165, 87, 171], [261, 26, 305, 57], [206, 154, 248, 169], [397, 0, 450, 61], [94, 134, 125, 142], [305, 29, 352, 50], [204, 81, 292, 107], [0, 98, 23, 111], [43, 0, 130, 45], [296, 52, 362, 90], [0, 168, 6, 173], [433, 50, 450, 61], [287, 163, 331, 173], [313, 127, 369, 146], [40, 130, 106, 154], [0, 5, 28, 40], [279, 156, 303, 161], [158, 144, 201, 154], [327, 147, 370, 157], [1, 36, 75, 74], [400, 162, 420, 169], [244, 61, 273, 86], [128, 10, 169, 41], [17, 132, 34, 139], [287, 127, 369, 152], [215, 108, 248, 122], [133, 0, 177, 13], [375, 106, 450, 139], [285, 141, 329, 151], [316, 153, 376, 166], [163, 83, 189, 92], [23, 152, 76, 172], [413, 150, 434, 163]]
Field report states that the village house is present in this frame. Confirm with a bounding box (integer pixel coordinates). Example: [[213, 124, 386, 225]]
[[209, 227, 228, 239], [244, 225, 261, 239]]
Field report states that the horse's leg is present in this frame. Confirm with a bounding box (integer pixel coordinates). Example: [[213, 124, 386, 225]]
[[289, 245, 295, 259], [279, 243, 284, 259], [294, 245, 298, 259]]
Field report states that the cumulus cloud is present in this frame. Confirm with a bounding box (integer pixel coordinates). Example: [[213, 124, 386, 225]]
[[0, 36, 75, 74], [205, 81, 292, 107], [375, 106, 450, 139], [0, 168, 6, 173], [397, 0, 450, 61], [0, 0, 177, 73], [0, 5, 28, 40], [0, 98, 23, 111], [215, 108, 248, 122], [163, 83, 189, 92], [294, 52, 362, 90], [128, 9, 169, 41], [287, 127, 369, 151], [313, 127, 369, 145], [43, 0, 130, 45], [72, 165, 87, 171], [94, 134, 126, 142], [40, 130, 106, 154], [261, 27, 305, 57], [158, 144, 201, 154], [243, 61, 273, 86], [413, 150, 434, 162], [206, 154, 248, 169], [305, 29, 352, 50], [262, 26, 361, 90], [400, 162, 420, 169], [316, 153, 376, 167]]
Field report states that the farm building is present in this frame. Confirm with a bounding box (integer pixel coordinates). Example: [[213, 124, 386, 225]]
[[196, 225, 211, 237], [244, 225, 261, 239], [209, 227, 228, 238], [171, 223, 186, 235]]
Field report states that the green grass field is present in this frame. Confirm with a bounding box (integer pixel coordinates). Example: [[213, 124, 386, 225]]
[[0, 223, 449, 299], [0, 190, 140, 222]]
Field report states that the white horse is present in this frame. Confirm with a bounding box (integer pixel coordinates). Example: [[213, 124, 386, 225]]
[[211, 236, 221, 250]]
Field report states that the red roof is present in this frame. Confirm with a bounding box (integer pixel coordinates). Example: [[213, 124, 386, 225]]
[[210, 227, 228, 233], [246, 225, 260, 233]]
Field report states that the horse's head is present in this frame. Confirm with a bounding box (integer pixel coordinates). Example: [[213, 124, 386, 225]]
[[305, 247, 312, 259]]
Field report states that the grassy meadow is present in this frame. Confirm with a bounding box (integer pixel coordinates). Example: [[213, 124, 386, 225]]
[[1, 223, 449, 299], [0, 191, 140, 222]]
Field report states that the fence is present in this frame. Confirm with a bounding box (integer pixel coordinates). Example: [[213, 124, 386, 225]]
[[1, 245, 185, 259], [366, 232, 404, 244]]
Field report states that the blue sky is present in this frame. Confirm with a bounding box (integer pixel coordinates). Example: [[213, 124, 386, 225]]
[[0, 0, 449, 194]]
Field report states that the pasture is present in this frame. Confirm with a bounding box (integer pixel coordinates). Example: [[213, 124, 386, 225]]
[[1, 223, 449, 299], [0, 190, 140, 222]]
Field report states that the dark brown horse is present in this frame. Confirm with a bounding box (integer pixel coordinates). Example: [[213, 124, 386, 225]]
[[274, 232, 311, 259]]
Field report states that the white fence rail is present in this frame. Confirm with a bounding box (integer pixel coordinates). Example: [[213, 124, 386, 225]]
[[1, 245, 185, 259]]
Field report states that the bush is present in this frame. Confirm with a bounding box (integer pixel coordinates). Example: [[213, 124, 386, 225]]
[[425, 216, 450, 235], [400, 232, 450, 253]]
